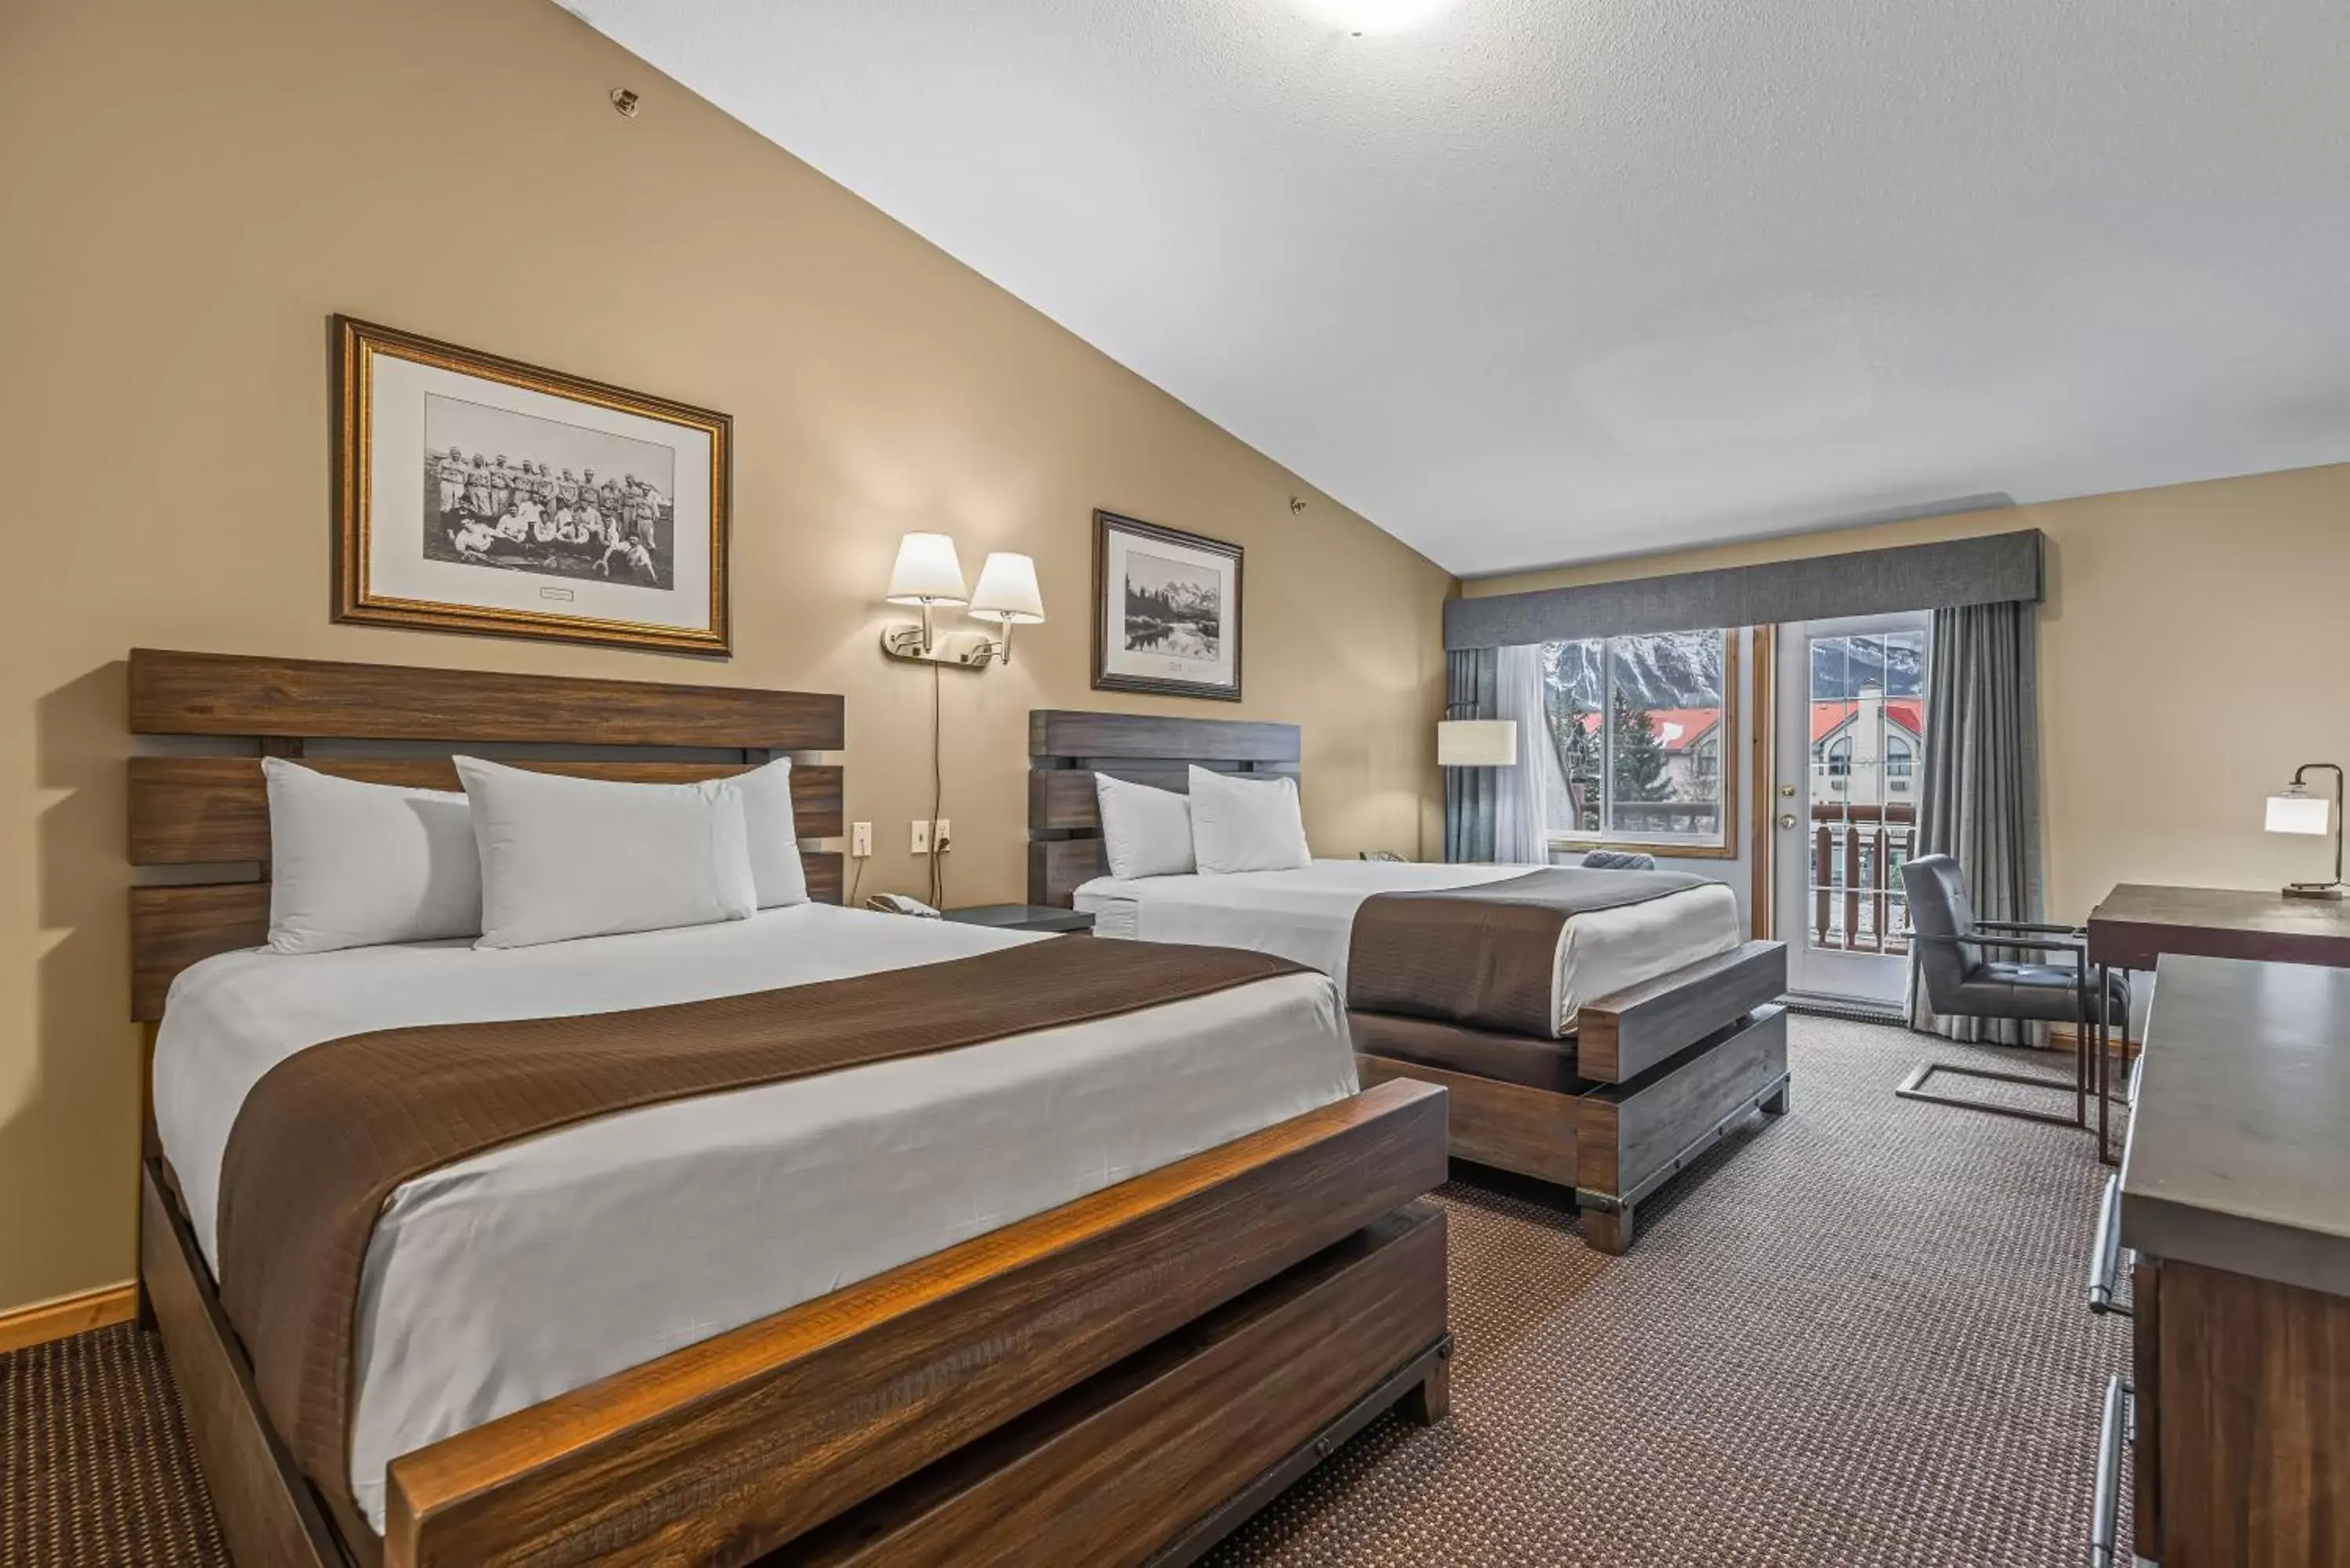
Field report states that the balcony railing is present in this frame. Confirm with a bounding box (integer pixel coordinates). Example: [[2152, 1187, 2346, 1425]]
[[1810, 804, 1915, 956]]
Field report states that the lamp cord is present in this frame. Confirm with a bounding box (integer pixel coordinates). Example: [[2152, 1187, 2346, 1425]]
[[929, 657, 945, 908]]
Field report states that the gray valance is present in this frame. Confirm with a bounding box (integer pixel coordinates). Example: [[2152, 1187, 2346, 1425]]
[[1445, 529, 2043, 651]]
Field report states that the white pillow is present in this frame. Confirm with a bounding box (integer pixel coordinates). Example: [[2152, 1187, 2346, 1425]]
[[456, 757, 757, 948], [1188, 765, 1312, 875], [1094, 773, 1196, 880], [734, 757, 808, 909], [263, 758, 483, 954]]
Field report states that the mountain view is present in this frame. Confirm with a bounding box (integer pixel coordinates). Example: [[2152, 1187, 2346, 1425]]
[[1542, 632, 1723, 713], [1810, 633, 1927, 699], [1539, 630, 1927, 712]]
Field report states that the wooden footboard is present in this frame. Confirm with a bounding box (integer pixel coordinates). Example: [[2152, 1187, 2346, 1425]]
[[142, 1080, 1448, 1568], [1353, 939, 1790, 1255], [1576, 1005, 1790, 1253], [1578, 940, 1787, 1082]]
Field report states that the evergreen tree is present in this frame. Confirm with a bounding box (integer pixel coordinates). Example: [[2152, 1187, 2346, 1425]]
[[1611, 692, 1672, 803]]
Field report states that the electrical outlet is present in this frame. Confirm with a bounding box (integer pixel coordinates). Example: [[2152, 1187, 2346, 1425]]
[[935, 818, 951, 853], [910, 819, 931, 855], [851, 822, 872, 858]]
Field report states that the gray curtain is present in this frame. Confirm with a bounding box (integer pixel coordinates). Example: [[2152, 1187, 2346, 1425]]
[[1443, 648, 1499, 863], [1910, 600, 2044, 1043]]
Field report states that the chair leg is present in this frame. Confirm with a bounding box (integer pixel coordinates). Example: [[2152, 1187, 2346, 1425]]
[[1896, 1060, 2086, 1129], [2077, 992, 2092, 1131]]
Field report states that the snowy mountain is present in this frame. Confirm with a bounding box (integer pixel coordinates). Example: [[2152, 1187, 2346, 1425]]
[[1536, 630, 1924, 716], [1808, 635, 1926, 699], [1542, 634, 1723, 712]]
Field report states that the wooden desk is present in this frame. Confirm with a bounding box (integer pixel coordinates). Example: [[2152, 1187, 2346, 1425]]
[[2102, 956, 2350, 1568], [2087, 883, 2350, 972], [2083, 884, 2350, 1159]]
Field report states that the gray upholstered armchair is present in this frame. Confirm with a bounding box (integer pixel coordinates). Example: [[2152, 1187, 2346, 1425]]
[[1898, 854, 2126, 1135]]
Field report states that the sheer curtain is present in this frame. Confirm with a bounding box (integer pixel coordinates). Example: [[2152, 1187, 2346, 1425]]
[[1493, 645, 1561, 865]]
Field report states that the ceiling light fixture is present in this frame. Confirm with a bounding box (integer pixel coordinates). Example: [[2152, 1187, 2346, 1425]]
[[1298, 0, 1457, 35]]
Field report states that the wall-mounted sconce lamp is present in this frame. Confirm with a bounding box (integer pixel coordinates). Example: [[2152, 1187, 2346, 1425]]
[[967, 552, 1046, 664], [880, 533, 1046, 670], [2266, 762, 2345, 900]]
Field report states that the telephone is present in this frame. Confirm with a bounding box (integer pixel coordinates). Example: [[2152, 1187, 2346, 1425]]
[[1358, 851, 1408, 863], [866, 894, 943, 918]]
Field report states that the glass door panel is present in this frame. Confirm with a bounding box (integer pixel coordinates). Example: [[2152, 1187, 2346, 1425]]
[[1773, 613, 1930, 1006]]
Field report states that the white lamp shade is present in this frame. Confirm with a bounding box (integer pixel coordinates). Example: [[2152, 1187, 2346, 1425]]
[[1438, 719, 1518, 768], [968, 552, 1046, 624], [885, 532, 968, 605], [2266, 792, 2332, 836]]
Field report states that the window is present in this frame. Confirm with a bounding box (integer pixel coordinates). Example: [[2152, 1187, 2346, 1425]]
[[1539, 629, 1736, 854], [1886, 735, 1914, 779], [1825, 736, 1853, 777]]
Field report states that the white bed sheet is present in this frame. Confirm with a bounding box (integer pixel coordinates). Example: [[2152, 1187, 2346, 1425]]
[[152, 904, 1354, 1532], [1074, 859, 1742, 1032]]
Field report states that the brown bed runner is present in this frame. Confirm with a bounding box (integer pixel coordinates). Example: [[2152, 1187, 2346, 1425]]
[[212, 934, 1308, 1513], [1347, 867, 1705, 1036]]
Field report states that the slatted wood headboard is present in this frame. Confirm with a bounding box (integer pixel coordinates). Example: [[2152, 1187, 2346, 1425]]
[[1027, 709, 1301, 906], [128, 649, 847, 1021]]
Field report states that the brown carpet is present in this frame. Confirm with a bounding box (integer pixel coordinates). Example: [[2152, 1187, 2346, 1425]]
[[1, 1017, 2128, 1566]]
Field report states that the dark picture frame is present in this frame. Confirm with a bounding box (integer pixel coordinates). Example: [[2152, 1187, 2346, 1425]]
[[334, 316, 732, 656], [1091, 510, 1245, 702]]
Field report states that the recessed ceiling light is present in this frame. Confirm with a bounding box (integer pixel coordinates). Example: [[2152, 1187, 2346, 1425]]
[[1298, 0, 1459, 36]]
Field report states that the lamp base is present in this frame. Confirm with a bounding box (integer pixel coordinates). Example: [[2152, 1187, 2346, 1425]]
[[880, 624, 995, 670], [2282, 883, 2347, 901]]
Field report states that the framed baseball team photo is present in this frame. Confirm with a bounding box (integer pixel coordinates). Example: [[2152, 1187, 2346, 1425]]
[[1091, 509, 1244, 702], [334, 316, 732, 655]]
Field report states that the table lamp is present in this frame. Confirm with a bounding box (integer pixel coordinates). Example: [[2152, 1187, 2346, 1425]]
[[2265, 762, 2345, 900], [1437, 719, 1517, 768]]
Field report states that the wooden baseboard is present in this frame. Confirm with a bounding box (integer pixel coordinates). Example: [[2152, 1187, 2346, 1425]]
[[0, 1281, 138, 1355]]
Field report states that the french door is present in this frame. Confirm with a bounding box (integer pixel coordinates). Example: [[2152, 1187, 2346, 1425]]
[[1771, 614, 1931, 1006]]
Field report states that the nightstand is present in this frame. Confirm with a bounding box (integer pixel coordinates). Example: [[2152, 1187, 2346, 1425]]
[[942, 903, 1095, 934]]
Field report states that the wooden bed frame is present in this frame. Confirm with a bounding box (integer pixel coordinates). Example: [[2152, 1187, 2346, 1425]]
[[1029, 706, 1790, 1254], [128, 650, 1452, 1568]]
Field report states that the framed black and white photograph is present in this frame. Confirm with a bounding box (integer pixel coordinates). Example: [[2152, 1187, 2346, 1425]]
[[1091, 509, 1243, 701], [334, 316, 730, 654]]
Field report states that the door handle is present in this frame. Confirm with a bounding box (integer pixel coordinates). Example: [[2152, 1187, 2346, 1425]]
[[1777, 813, 1799, 829]]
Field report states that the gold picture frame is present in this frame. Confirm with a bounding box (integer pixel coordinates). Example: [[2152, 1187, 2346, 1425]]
[[334, 316, 731, 655]]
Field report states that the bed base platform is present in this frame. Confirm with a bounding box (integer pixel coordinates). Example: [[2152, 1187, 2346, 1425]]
[[139, 1079, 1451, 1568], [1355, 939, 1790, 1255]]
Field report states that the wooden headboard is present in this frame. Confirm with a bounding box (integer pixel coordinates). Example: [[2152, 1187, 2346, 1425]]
[[128, 649, 846, 1021], [1027, 709, 1300, 906]]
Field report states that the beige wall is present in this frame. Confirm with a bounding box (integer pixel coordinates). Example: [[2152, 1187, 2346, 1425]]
[[1467, 461, 2350, 926], [0, 0, 1450, 1314]]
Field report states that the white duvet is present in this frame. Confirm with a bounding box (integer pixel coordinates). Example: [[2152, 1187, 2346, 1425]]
[[1075, 859, 1742, 1034], [151, 904, 1354, 1532]]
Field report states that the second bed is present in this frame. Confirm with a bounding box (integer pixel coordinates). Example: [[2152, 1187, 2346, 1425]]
[[1032, 708, 1790, 1253]]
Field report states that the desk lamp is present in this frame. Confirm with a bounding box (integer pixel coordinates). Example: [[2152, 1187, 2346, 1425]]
[[2267, 763, 2345, 900]]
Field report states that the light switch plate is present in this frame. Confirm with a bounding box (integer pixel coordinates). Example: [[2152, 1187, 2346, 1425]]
[[910, 820, 931, 855]]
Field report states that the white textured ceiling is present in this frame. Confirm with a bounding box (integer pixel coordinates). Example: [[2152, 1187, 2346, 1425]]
[[562, 0, 2350, 576]]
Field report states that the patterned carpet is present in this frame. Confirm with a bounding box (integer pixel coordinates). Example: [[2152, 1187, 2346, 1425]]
[[1, 1018, 2126, 1567]]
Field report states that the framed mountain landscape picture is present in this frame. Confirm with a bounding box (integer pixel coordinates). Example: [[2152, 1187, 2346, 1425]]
[[334, 316, 731, 655], [1091, 510, 1244, 702]]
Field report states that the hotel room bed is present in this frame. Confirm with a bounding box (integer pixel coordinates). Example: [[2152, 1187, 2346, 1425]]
[[127, 651, 1452, 1568], [1032, 707, 1790, 1255], [154, 904, 1358, 1534]]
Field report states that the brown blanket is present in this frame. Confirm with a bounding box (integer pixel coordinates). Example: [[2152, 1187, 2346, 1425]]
[[213, 934, 1307, 1511], [1347, 867, 1705, 1036]]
